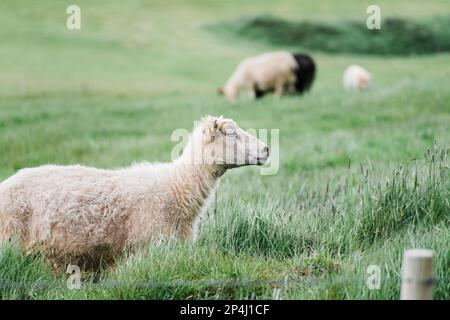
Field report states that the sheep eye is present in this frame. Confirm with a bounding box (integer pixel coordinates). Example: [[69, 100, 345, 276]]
[[226, 129, 237, 137]]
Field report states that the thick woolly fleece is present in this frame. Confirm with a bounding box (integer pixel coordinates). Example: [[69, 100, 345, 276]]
[[0, 118, 229, 269]]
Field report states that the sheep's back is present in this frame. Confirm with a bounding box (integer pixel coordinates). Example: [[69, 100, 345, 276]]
[[238, 51, 297, 89], [0, 165, 153, 262]]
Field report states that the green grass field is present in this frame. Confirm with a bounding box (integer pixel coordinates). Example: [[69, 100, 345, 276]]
[[0, 0, 449, 299]]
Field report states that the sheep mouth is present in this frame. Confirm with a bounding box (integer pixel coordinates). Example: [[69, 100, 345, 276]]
[[256, 157, 268, 165]]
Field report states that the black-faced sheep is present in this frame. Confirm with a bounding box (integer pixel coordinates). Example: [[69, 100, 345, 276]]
[[218, 51, 316, 102], [343, 64, 371, 90]]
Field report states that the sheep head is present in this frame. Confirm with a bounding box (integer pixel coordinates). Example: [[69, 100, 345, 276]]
[[198, 116, 269, 168]]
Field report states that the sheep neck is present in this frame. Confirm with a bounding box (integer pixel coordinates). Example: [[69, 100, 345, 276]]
[[170, 162, 224, 234]]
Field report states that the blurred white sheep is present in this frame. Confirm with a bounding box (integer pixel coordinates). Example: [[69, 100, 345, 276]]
[[343, 65, 371, 90]]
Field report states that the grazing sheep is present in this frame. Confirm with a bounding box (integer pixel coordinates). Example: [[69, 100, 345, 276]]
[[343, 65, 371, 90], [0, 116, 269, 270], [218, 51, 316, 102]]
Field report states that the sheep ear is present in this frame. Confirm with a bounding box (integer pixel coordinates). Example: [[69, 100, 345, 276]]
[[201, 115, 214, 129]]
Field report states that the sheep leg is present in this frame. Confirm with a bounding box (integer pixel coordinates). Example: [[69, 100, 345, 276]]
[[253, 85, 266, 99], [248, 88, 256, 100], [274, 79, 285, 97]]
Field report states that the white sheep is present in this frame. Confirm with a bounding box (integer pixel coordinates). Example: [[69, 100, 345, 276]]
[[343, 64, 371, 90], [218, 51, 316, 102], [0, 116, 269, 270]]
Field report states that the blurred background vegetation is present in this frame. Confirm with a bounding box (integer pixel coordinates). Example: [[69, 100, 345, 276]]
[[0, 0, 449, 299]]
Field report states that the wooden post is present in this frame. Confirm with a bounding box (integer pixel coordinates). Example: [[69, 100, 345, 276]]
[[400, 249, 434, 300]]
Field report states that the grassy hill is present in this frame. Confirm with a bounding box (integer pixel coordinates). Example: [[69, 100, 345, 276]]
[[0, 0, 449, 299]]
